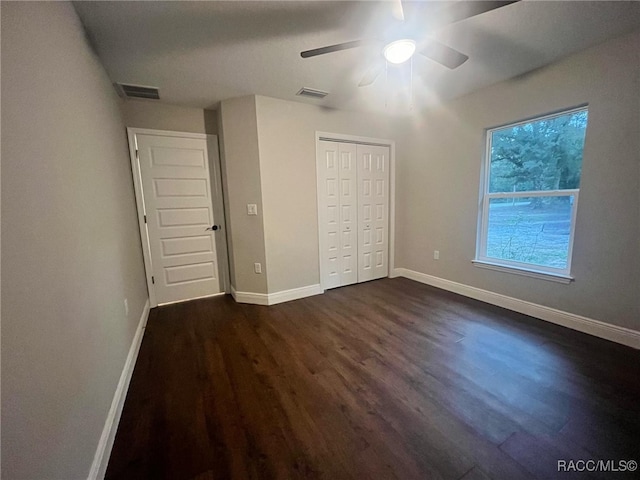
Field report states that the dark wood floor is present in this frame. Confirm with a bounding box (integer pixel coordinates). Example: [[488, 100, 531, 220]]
[[106, 278, 640, 480]]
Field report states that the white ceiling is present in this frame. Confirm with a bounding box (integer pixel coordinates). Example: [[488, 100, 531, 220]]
[[74, 1, 640, 114]]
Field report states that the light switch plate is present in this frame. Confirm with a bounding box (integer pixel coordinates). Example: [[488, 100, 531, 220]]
[[247, 203, 258, 215]]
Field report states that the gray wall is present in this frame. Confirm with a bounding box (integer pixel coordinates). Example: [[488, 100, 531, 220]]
[[254, 95, 396, 293], [394, 30, 640, 330], [218, 96, 269, 294], [120, 98, 218, 134], [1, 2, 148, 478], [218, 94, 397, 295]]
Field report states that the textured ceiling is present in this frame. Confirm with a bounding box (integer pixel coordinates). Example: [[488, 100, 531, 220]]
[[74, 1, 640, 114]]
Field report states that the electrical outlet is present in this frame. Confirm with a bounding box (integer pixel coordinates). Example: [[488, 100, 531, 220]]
[[247, 204, 258, 216], [433, 250, 440, 260], [124, 298, 129, 316], [254, 262, 262, 274]]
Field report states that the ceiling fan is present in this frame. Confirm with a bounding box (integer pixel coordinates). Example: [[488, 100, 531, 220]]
[[300, 1, 519, 87]]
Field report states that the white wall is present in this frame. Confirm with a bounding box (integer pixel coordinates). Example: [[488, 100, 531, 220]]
[[394, 30, 640, 330], [254, 95, 397, 293], [1, 2, 148, 478], [120, 99, 218, 134]]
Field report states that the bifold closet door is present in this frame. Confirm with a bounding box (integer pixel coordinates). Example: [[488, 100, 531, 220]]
[[357, 144, 389, 282], [317, 140, 358, 289], [318, 140, 389, 289]]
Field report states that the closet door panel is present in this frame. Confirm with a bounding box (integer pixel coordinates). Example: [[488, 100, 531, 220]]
[[357, 147, 375, 282], [317, 141, 342, 289], [358, 144, 389, 282], [338, 143, 358, 286]]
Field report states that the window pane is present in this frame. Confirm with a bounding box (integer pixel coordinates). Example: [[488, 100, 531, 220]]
[[486, 196, 575, 269], [489, 110, 588, 193]]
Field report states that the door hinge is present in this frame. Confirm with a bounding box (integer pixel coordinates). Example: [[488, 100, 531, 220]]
[[144, 214, 147, 223], [151, 276, 155, 284], [135, 148, 139, 159]]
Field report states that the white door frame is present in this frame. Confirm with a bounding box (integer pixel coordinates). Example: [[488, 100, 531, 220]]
[[315, 131, 396, 291], [127, 127, 230, 307]]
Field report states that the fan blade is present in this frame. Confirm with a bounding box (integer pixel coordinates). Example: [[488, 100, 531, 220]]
[[419, 40, 469, 69], [443, 1, 520, 25], [358, 64, 384, 87], [391, 0, 405, 21], [301, 40, 367, 58]]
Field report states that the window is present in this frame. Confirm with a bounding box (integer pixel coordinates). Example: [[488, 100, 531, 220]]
[[475, 107, 589, 281]]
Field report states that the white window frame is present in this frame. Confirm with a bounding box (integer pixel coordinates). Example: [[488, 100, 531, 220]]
[[474, 107, 588, 283]]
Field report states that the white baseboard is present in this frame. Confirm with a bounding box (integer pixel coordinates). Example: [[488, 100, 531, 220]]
[[393, 268, 640, 350], [231, 285, 269, 305], [231, 284, 323, 306], [267, 284, 323, 305], [88, 298, 150, 480]]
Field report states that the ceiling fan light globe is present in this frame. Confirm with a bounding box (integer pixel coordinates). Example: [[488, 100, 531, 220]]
[[383, 39, 416, 64]]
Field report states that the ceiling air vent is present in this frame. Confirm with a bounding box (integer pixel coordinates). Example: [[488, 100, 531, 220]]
[[296, 87, 329, 99], [115, 83, 160, 100]]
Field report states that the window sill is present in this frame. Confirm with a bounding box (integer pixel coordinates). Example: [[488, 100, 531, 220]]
[[472, 260, 574, 284]]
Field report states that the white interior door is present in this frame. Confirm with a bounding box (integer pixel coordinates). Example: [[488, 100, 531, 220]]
[[357, 144, 389, 282], [133, 131, 223, 305], [317, 140, 358, 289]]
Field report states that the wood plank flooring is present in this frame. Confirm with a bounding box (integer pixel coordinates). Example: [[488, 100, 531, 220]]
[[106, 278, 640, 480]]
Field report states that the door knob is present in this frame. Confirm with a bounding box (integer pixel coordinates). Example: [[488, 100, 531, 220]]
[[205, 225, 220, 231]]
